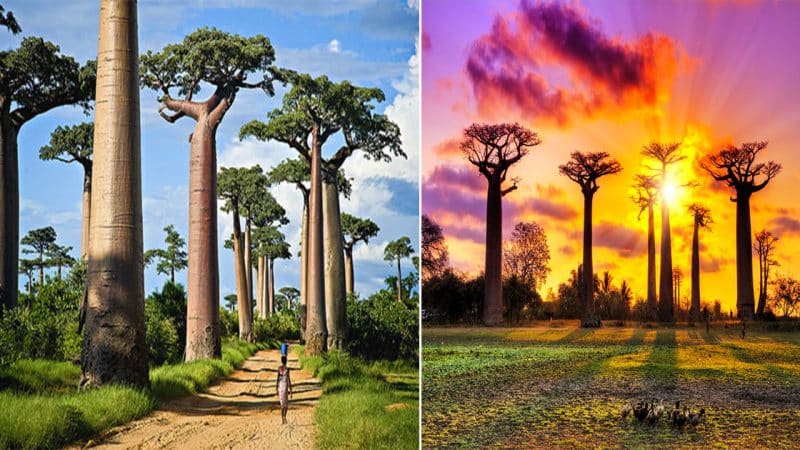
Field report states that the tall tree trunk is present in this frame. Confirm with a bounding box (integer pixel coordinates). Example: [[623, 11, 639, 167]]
[[260, 254, 267, 318], [185, 120, 220, 360], [80, 0, 148, 388], [396, 256, 402, 302], [256, 250, 265, 319], [736, 191, 755, 319], [244, 218, 252, 308], [268, 257, 275, 315], [265, 255, 271, 316], [0, 106, 19, 311], [756, 248, 767, 317], [38, 249, 44, 286], [305, 131, 327, 355], [170, 267, 174, 283], [690, 219, 700, 323], [581, 192, 595, 326], [81, 170, 92, 260], [232, 204, 252, 342], [322, 176, 346, 349], [483, 179, 503, 325], [658, 190, 674, 322], [344, 246, 354, 296], [646, 203, 657, 321], [299, 197, 308, 342]]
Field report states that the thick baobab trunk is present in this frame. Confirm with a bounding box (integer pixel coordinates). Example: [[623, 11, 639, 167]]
[[483, 180, 503, 326], [268, 257, 275, 314], [81, 170, 92, 259], [581, 192, 595, 326], [0, 120, 19, 311], [344, 247, 354, 296], [305, 134, 327, 355], [256, 251, 265, 319], [646, 204, 657, 321], [736, 192, 755, 319], [80, 0, 148, 388], [185, 122, 220, 360], [690, 220, 700, 323], [322, 177, 346, 349], [244, 218, 252, 307], [658, 198, 674, 322], [299, 198, 308, 342], [232, 205, 252, 342], [396, 256, 403, 302]]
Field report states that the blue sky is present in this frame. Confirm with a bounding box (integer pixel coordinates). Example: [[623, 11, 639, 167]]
[[2, 0, 420, 299]]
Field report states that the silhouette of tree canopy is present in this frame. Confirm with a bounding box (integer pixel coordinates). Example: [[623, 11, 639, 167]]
[[558, 151, 622, 195], [461, 122, 540, 193], [701, 142, 781, 197], [754, 229, 779, 317], [503, 221, 550, 291], [421, 214, 449, 281], [632, 174, 659, 218]]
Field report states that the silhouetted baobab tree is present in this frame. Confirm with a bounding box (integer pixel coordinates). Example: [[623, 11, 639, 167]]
[[140, 28, 280, 360], [559, 151, 622, 327], [81, 0, 148, 388], [754, 229, 778, 318], [40, 122, 93, 259], [688, 203, 712, 323], [461, 123, 540, 325], [0, 38, 95, 311], [701, 142, 781, 319], [632, 174, 659, 321], [642, 142, 683, 322], [341, 213, 380, 296]]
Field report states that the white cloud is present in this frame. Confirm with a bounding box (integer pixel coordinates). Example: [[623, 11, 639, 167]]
[[328, 39, 341, 54]]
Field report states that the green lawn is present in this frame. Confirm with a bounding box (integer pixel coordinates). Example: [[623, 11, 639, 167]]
[[423, 324, 800, 449], [301, 349, 419, 450], [0, 340, 261, 450]]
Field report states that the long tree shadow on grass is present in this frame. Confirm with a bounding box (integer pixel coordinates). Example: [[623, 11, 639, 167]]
[[641, 327, 678, 395]]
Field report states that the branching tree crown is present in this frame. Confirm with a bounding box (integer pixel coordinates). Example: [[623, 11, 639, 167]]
[[559, 151, 623, 195], [688, 203, 713, 229], [341, 213, 380, 251], [268, 157, 352, 199], [39, 122, 93, 169], [700, 142, 781, 199], [642, 142, 684, 172], [632, 174, 659, 219], [460, 122, 540, 194], [503, 222, 551, 291], [384, 236, 414, 263], [144, 224, 188, 282]]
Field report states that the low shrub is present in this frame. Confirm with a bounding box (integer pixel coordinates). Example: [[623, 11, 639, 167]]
[[346, 290, 418, 361], [252, 310, 300, 344]]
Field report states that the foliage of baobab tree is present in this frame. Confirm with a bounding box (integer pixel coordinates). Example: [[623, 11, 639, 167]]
[[144, 224, 188, 283], [20, 226, 57, 286], [421, 214, 448, 281], [0, 4, 20, 34], [0, 37, 95, 311], [47, 243, 75, 280], [559, 151, 622, 327], [81, 0, 148, 388], [642, 142, 683, 322], [701, 141, 781, 319], [39, 122, 94, 258], [632, 174, 660, 321], [461, 122, 540, 325], [383, 236, 415, 303], [341, 213, 380, 296], [241, 72, 403, 353], [502, 221, 551, 291], [688, 204, 712, 323], [276, 286, 300, 312], [140, 27, 280, 359], [754, 229, 779, 318]]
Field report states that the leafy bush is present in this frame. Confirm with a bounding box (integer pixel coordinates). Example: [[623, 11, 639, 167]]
[[252, 310, 300, 344], [144, 301, 180, 366], [346, 290, 418, 361], [219, 308, 239, 337], [145, 281, 187, 349]]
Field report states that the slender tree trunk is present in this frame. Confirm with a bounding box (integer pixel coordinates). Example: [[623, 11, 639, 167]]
[[658, 187, 674, 322], [690, 219, 700, 323], [81, 0, 148, 388], [581, 192, 595, 326], [57, 264, 62, 280], [344, 246, 354, 296], [756, 249, 767, 317], [0, 104, 20, 312], [265, 255, 271, 316], [244, 218, 252, 308], [81, 170, 92, 260], [185, 121, 220, 360], [322, 175, 346, 349], [736, 191, 755, 319], [232, 204, 252, 341], [256, 250, 265, 319], [646, 203, 657, 321], [269, 257, 275, 315], [260, 254, 267, 317], [396, 256, 402, 302], [299, 196, 308, 342], [305, 131, 327, 355], [483, 179, 503, 325], [170, 267, 174, 283], [38, 249, 44, 286]]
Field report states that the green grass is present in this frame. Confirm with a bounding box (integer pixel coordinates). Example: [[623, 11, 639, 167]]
[[423, 324, 800, 449], [0, 339, 260, 450], [300, 349, 419, 450]]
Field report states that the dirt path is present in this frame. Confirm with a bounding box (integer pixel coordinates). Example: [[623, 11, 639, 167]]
[[81, 349, 321, 449]]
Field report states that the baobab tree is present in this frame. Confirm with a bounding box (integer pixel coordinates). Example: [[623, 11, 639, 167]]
[[250, 188, 288, 319], [754, 230, 779, 318], [81, 0, 148, 388], [632, 174, 660, 321], [461, 123, 540, 325], [40, 122, 94, 258], [559, 151, 622, 327], [0, 38, 95, 310], [421, 214, 448, 281], [701, 142, 781, 319], [140, 28, 280, 359], [642, 142, 684, 322], [384, 236, 415, 303], [341, 213, 380, 296], [144, 224, 187, 283], [20, 226, 57, 286], [688, 204, 712, 323], [241, 72, 402, 352]]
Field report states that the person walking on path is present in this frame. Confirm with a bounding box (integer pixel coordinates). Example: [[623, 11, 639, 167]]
[[276, 354, 293, 424]]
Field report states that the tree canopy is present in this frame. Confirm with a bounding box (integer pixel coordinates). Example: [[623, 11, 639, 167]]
[[39, 122, 93, 168], [503, 221, 551, 291], [144, 225, 188, 282], [268, 156, 353, 198], [559, 151, 623, 195], [384, 236, 414, 263], [342, 213, 380, 251], [422, 215, 449, 280]]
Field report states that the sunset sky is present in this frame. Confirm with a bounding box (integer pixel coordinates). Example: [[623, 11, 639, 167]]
[[422, 0, 800, 312]]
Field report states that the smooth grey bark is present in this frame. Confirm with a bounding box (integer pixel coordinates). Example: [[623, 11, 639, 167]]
[[322, 176, 346, 349]]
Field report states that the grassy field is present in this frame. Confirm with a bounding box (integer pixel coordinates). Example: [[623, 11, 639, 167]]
[[0, 340, 260, 450], [423, 323, 800, 449], [301, 349, 419, 449]]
